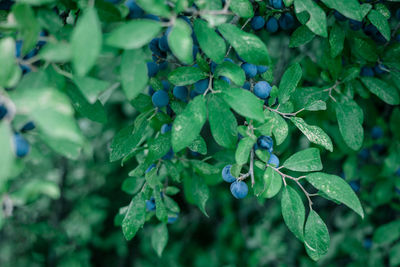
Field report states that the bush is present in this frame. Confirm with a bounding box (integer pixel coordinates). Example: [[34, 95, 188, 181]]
[[0, 0, 400, 266]]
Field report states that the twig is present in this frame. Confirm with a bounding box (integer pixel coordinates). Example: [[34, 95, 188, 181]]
[[268, 165, 314, 210], [250, 148, 255, 187], [52, 64, 73, 79], [266, 106, 304, 119], [323, 81, 341, 102], [225, 17, 251, 57]]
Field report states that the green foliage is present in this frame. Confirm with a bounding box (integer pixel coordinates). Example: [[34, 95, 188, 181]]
[[1, 0, 400, 266]]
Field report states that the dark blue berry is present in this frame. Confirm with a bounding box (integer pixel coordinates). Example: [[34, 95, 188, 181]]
[[230, 181, 248, 199], [254, 81, 272, 99], [222, 165, 236, 183], [152, 90, 169, 107]]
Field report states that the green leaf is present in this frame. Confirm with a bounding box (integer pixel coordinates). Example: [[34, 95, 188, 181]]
[[304, 100, 326, 111], [172, 96, 207, 152], [194, 19, 227, 63], [10, 83, 84, 159], [66, 83, 108, 124], [352, 37, 378, 62], [208, 95, 238, 149], [304, 210, 330, 261], [188, 135, 208, 155], [136, 0, 171, 18], [215, 61, 245, 86], [261, 167, 283, 198], [290, 117, 333, 152], [0, 123, 14, 183], [193, 175, 210, 216], [264, 110, 288, 145], [168, 66, 208, 86], [281, 185, 305, 241], [12, 4, 40, 54], [390, 242, 400, 266], [289, 25, 315, 48], [294, 0, 327, 37], [122, 192, 146, 240], [169, 18, 193, 64], [283, 148, 322, 172], [151, 223, 169, 257], [329, 23, 345, 58], [121, 49, 148, 101], [278, 63, 302, 104], [154, 187, 168, 222], [306, 172, 364, 218], [368, 10, 390, 41], [235, 137, 256, 165], [218, 81, 265, 122], [229, 0, 254, 18], [335, 100, 364, 151], [122, 177, 145, 195], [217, 23, 270, 65], [39, 42, 72, 62], [73, 76, 110, 104], [373, 220, 400, 245], [110, 112, 151, 162], [360, 77, 400, 105], [105, 19, 162, 49], [321, 0, 363, 21], [147, 132, 172, 163], [0, 38, 20, 87], [71, 8, 102, 76]]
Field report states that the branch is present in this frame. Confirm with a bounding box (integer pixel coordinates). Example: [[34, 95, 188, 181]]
[[250, 148, 255, 187], [268, 165, 314, 210], [266, 106, 304, 119]]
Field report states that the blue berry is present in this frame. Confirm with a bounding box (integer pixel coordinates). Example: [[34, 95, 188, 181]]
[[360, 66, 374, 77], [0, 105, 7, 120], [269, 0, 283, 9], [146, 163, 156, 173], [363, 238, 372, 249], [222, 165, 236, 183], [268, 153, 280, 167], [173, 86, 188, 101], [162, 80, 170, 91], [349, 180, 360, 192], [279, 13, 295, 30], [162, 148, 174, 160], [258, 136, 273, 152], [190, 90, 200, 99], [254, 81, 272, 99], [147, 62, 159, 77], [251, 16, 265, 31], [373, 64, 387, 75], [149, 38, 163, 57], [210, 61, 218, 73], [13, 133, 30, 158], [167, 214, 179, 224], [144, 14, 160, 21], [334, 11, 347, 21], [349, 19, 362, 31], [242, 81, 251, 90], [230, 181, 249, 199], [266, 17, 279, 33], [371, 126, 383, 139], [241, 63, 258, 78], [220, 76, 231, 84], [224, 58, 234, 63], [20, 121, 36, 132], [192, 45, 199, 59], [146, 197, 156, 211], [358, 148, 370, 160], [159, 33, 170, 52], [257, 65, 268, 74], [152, 90, 169, 107], [125, 0, 144, 19], [194, 79, 209, 94], [161, 124, 171, 134]]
